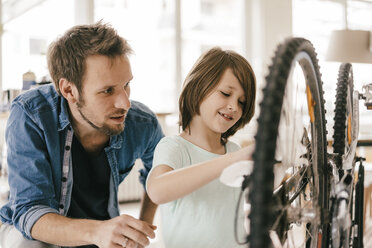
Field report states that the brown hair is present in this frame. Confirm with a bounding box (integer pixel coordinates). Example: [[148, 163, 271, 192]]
[[47, 21, 133, 95], [179, 47, 256, 145]]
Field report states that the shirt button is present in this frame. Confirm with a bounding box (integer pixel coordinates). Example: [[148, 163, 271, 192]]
[[59, 204, 64, 209], [65, 146, 70, 151], [62, 177, 67, 182]]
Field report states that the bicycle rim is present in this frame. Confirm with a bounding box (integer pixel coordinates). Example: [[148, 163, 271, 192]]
[[249, 38, 329, 248]]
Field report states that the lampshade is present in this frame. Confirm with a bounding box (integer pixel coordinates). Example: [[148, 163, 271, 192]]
[[326, 29, 372, 64]]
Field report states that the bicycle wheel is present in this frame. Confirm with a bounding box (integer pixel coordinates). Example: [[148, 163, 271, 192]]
[[331, 63, 361, 248], [249, 38, 329, 248]]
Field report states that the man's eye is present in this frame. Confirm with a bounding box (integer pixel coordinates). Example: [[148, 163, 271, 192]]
[[103, 88, 113, 94], [220, 91, 230, 97], [124, 82, 131, 88]]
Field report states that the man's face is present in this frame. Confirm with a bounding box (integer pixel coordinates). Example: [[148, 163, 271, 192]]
[[76, 55, 133, 136]]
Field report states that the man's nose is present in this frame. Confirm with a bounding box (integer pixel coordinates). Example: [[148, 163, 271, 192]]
[[115, 90, 131, 110]]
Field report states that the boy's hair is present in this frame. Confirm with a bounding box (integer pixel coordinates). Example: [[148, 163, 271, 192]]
[[179, 47, 256, 145], [47, 21, 132, 95]]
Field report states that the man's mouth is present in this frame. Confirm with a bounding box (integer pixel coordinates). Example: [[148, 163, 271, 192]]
[[110, 115, 126, 122]]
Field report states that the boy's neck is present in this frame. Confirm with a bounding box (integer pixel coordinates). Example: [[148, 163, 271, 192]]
[[180, 128, 225, 155]]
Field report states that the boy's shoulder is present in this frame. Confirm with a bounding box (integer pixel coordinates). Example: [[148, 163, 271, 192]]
[[226, 140, 241, 152]]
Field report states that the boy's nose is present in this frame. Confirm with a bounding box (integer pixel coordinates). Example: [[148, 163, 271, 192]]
[[227, 100, 238, 112]]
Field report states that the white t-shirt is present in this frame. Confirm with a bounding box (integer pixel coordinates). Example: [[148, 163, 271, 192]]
[[146, 136, 245, 248]]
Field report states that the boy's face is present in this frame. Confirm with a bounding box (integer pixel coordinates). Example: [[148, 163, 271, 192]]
[[197, 68, 245, 134], [76, 54, 133, 136]]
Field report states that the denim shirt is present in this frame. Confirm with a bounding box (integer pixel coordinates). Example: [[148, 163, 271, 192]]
[[0, 84, 164, 240]]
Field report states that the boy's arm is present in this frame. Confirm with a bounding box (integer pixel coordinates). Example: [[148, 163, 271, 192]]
[[139, 192, 158, 224], [147, 146, 252, 204]]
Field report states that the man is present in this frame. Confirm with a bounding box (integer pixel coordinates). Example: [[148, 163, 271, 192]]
[[0, 22, 163, 248]]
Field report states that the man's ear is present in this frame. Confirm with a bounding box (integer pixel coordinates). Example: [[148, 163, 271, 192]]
[[59, 78, 78, 103]]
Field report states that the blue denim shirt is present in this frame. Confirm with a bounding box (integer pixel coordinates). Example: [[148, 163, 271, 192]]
[[0, 84, 164, 239]]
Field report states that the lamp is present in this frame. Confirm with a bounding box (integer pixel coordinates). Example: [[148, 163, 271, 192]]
[[326, 29, 372, 64], [326, 29, 372, 110]]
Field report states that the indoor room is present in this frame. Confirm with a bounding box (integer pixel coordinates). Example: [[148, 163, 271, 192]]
[[0, 0, 372, 247]]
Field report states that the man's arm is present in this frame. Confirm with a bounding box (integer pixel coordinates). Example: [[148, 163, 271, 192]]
[[31, 212, 155, 247], [139, 192, 158, 224]]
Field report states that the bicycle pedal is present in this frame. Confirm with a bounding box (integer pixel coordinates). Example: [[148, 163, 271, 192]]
[[366, 102, 372, 110], [356, 156, 366, 162]]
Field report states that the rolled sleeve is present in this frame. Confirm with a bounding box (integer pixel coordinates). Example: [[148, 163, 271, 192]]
[[3, 103, 60, 239], [20, 205, 59, 239]]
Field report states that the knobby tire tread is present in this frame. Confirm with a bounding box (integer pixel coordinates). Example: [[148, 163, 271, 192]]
[[249, 38, 328, 248], [332, 63, 353, 155]]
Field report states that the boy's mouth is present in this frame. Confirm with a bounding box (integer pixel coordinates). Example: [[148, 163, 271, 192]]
[[218, 112, 233, 120]]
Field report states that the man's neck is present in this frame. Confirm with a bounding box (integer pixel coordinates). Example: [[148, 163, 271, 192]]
[[68, 105, 110, 156], [74, 131, 109, 156]]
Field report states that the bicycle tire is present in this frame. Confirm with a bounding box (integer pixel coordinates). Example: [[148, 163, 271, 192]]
[[249, 38, 329, 248], [331, 63, 364, 248], [333, 63, 354, 156]]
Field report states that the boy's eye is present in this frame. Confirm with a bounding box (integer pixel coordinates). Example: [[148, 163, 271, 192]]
[[220, 91, 230, 97]]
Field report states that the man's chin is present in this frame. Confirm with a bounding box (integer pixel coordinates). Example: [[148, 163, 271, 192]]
[[101, 124, 125, 136]]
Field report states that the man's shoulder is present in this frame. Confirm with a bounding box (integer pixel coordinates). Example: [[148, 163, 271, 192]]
[[126, 100, 157, 124], [12, 84, 59, 112]]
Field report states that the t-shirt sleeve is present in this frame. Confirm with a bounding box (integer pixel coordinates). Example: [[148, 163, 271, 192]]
[[146, 136, 186, 191], [152, 136, 185, 170], [226, 140, 241, 153]]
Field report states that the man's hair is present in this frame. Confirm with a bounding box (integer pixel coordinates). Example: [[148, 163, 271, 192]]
[[179, 47, 256, 145], [47, 21, 132, 95]]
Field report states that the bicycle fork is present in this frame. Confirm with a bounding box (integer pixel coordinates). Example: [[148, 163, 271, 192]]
[[328, 155, 365, 248]]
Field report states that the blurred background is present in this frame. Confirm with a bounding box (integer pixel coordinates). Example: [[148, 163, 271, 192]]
[[1, 0, 372, 141], [0, 0, 372, 247]]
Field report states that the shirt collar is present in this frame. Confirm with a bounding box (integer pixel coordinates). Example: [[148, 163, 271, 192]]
[[58, 96, 72, 131]]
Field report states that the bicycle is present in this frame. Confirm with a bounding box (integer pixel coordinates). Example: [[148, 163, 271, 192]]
[[330, 62, 372, 248], [244, 37, 371, 248]]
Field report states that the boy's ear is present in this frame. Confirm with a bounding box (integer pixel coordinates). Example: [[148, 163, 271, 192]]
[[59, 78, 78, 103]]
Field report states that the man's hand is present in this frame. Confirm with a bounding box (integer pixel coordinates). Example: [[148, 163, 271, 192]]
[[94, 214, 156, 248], [32, 213, 156, 248]]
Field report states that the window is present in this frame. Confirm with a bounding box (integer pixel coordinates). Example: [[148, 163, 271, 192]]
[[94, 0, 244, 113], [2, 0, 74, 90], [293, 0, 372, 139]]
